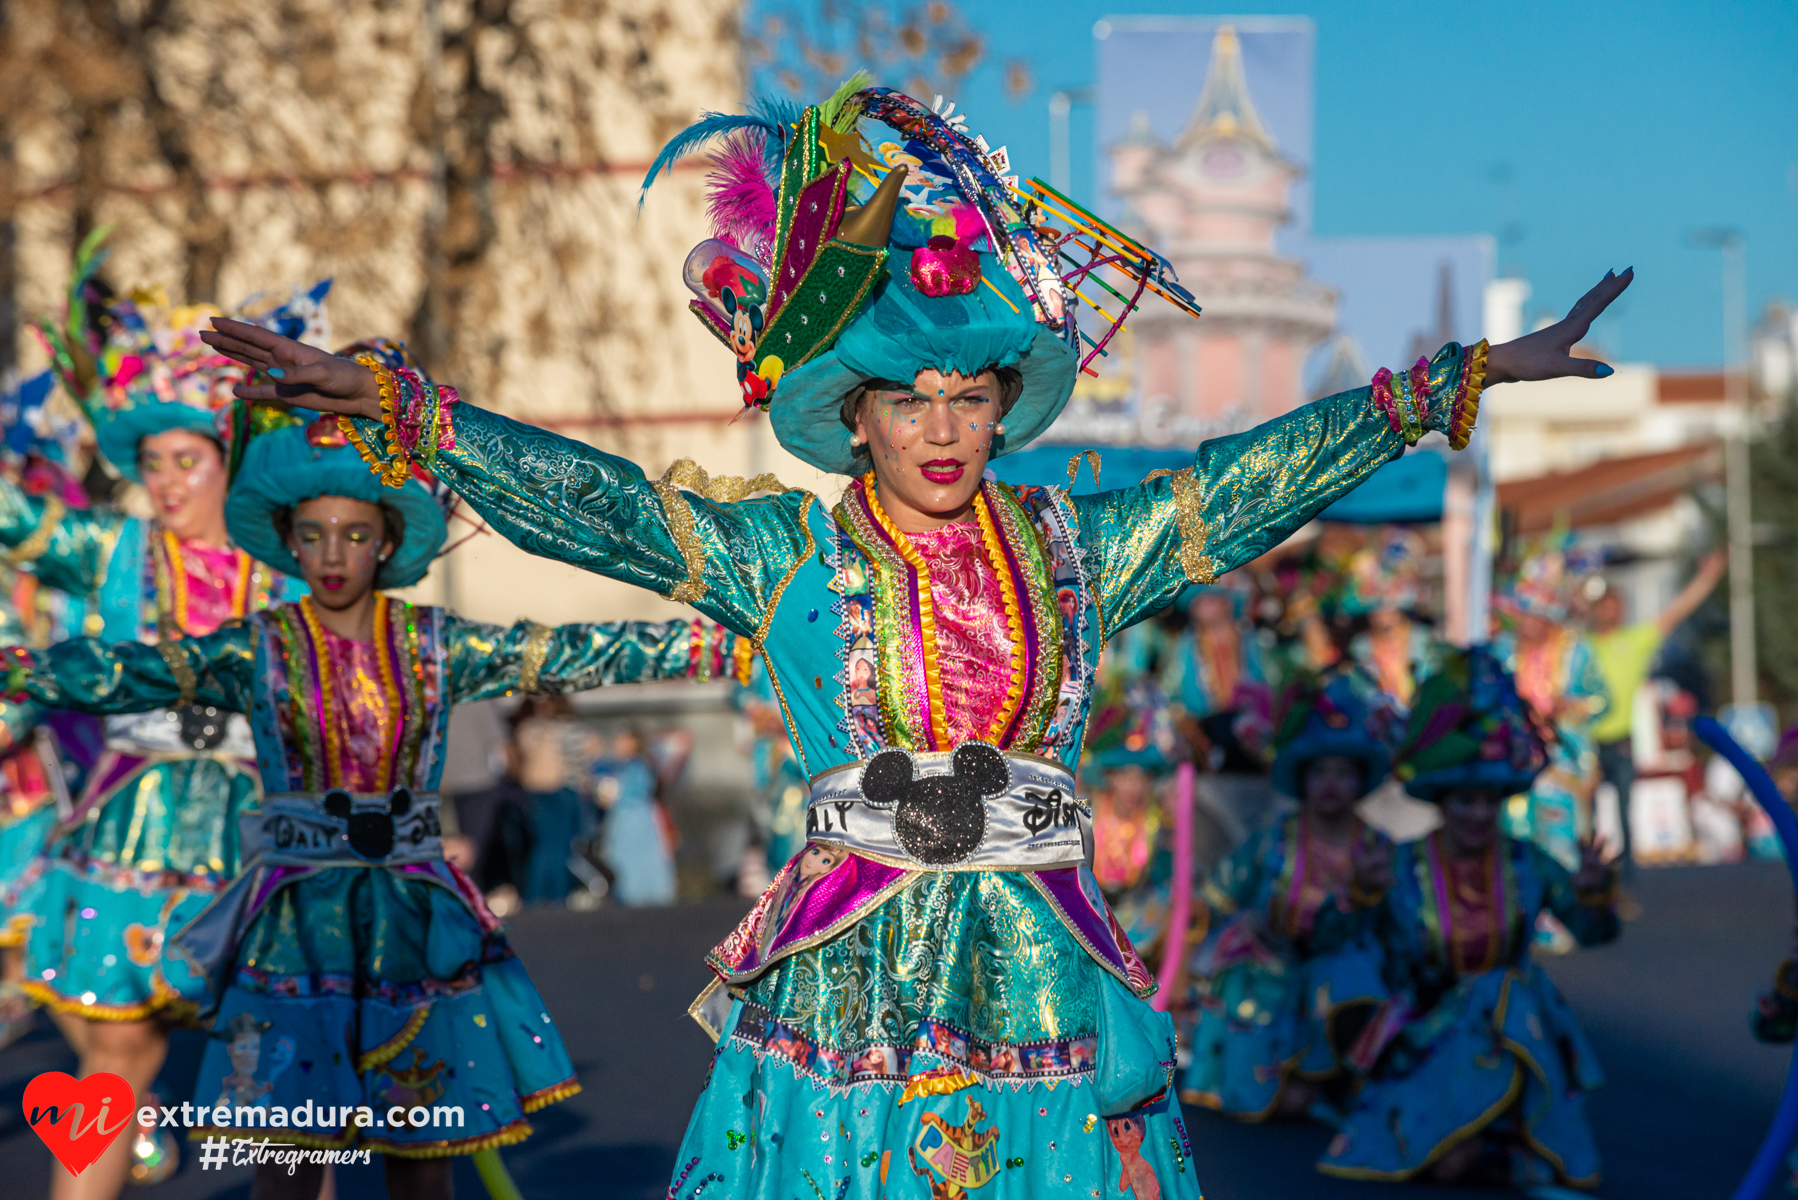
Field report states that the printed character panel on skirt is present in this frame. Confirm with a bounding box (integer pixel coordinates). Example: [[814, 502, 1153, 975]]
[[731, 1001, 1098, 1090], [807, 744, 1090, 870]]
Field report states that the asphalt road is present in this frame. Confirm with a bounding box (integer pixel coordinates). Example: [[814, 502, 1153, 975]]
[[0, 862, 1789, 1199]]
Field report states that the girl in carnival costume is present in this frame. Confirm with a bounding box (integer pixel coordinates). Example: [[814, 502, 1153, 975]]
[[1339, 526, 1447, 713], [1318, 647, 1618, 1188], [200, 74, 1631, 1200], [1, 237, 326, 1200], [2, 416, 743, 1199], [1083, 673, 1185, 972], [1164, 580, 1269, 723], [1180, 668, 1398, 1122], [1492, 533, 1610, 874]]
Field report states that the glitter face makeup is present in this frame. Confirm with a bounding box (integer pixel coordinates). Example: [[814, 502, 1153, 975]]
[[852, 367, 1001, 534], [287, 494, 390, 619], [139, 427, 230, 544]]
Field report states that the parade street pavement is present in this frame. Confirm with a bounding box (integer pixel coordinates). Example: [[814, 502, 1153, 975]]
[[0, 862, 1788, 1198]]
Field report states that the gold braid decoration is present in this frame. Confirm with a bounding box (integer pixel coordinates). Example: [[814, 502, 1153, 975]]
[[518, 622, 553, 694], [1167, 467, 1215, 584], [653, 461, 711, 604], [157, 640, 198, 707], [6, 497, 66, 565]]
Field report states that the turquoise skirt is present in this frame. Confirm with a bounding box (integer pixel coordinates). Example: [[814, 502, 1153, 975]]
[[8, 756, 257, 1020], [183, 862, 578, 1156], [1181, 925, 1387, 1117], [1318, 961, 1603, 1186], [672, 869, 1202, 1198], [0, 800, 57, 946]]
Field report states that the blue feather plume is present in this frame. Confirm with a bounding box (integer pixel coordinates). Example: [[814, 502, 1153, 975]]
[[640, 112, 784, 203]]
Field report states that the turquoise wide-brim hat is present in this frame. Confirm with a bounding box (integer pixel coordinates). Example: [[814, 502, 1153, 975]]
[[1403, 760, 1540, 804], [225, 423, 446, 589], [770, 246, 1078, 476], [96, 402, 223, 484], [1269, 727, 1392, 800]]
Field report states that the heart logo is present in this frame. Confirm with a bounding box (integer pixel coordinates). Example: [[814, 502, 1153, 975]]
[[23, 1071, 136, 1176]]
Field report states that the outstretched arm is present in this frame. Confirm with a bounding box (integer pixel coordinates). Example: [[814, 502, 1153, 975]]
[[197, 319, 813, 637], [1658, 549, 1727, 637], [447, 616, 745, 704], [0, 478, 122, 596], [1073, 270, 1634, 632], [4, 625, 254, 714]]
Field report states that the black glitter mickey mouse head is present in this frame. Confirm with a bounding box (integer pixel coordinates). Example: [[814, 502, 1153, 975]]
[[860, 743, 1009, 865], [323, 787, 415, 861]]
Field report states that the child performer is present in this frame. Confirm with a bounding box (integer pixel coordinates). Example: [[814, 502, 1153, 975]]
[[1181, 669, 1396, 1121], [1319, 647, 1618, 1189], [2, 419, 741, 1200]]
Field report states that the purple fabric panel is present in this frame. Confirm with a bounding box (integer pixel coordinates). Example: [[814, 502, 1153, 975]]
[[1032, 865, 1130, 977], [750, 854, 908, 972]]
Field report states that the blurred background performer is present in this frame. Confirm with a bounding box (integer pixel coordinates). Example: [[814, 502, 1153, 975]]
[[1319, 648, 1619, 1189], [1180, 668, 1396, 1125], [1492, 534, 1611, 884], [198, 72, 1633, 1199]]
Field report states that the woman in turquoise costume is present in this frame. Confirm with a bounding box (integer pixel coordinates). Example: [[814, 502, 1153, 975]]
[[201, 74, 1631, 1199], [0, 243, 327, 1200], [1084, 674, 1184, 970], [1339, 527, 1446, 714], [1318, 647, 1619, 1188], [0, 367, 91, 1046], [1494, 535, 1610, 875], [1180, 668, 1397, 1122], [3, 418, 740, 1198]]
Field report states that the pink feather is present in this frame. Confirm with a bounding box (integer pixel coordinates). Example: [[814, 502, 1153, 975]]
[[706, 131, 778, 267]]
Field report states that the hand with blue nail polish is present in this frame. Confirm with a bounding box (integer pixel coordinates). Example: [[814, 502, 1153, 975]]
[[1484, 267, 1632, 386], [199, 317, 383, 418]]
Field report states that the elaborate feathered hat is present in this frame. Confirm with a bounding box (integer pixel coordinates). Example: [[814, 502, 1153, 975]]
[[1393, 646, 1550, 801], [642, 78, 1200, 474], [33, 230, 331, 481], [1083, 674, 1182, 775], [1493, 530, 1600, 624], [1331, 526, 1429, 617]]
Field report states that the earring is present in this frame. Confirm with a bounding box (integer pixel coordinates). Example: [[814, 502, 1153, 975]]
[[994, 422, 1006, 435], [850, 433, 865, 446]]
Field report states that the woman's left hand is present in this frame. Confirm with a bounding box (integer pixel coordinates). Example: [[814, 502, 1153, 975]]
[[1485, 268, 1633, 386]]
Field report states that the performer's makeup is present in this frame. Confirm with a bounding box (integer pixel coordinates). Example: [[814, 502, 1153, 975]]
[[139, 428, 229, 544], [286, 494, 390, 611], [854, 367, 1000, 531]]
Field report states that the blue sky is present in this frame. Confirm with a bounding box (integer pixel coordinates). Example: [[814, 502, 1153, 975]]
[[749, 1, 1798, 367]]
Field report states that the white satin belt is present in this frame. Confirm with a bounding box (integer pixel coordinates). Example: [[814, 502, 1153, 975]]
[[243, 790, 444, 867], [806, 746, 1091, 871], [104, 709, 255, 757]]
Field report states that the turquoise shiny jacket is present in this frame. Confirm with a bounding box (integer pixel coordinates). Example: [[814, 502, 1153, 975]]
[[14, 604, 731, 794], [359, 342, 1481, 778]]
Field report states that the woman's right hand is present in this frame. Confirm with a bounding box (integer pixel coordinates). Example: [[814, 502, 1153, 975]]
[[199, 318, 383, 419]]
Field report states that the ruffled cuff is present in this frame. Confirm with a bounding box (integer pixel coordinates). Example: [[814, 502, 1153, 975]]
[[1369, 340, 1489, 449], [341, 356, 460, 487]]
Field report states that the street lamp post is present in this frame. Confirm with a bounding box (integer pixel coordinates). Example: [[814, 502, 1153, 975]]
[[1047, 87, 1096, 196], [1688, 227, 1756, 710]]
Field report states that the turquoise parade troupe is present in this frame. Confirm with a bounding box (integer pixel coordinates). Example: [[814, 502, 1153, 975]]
[[287, 79, 1497, 1197], [1319, 648, 1619, 1187], [7, 420, 741, 1153]]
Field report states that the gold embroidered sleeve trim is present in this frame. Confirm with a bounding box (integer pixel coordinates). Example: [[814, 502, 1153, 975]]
[[653, 461, 709, 604], [7, 497, 66, 565], [1169, 468, 1215, 584], [518, 621, 553, 694], [157, 640, 198, 706]]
